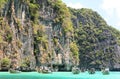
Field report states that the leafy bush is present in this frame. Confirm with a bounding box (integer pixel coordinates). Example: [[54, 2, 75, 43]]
[[70, 42, 79, 65], [1, 58, 10, 67]]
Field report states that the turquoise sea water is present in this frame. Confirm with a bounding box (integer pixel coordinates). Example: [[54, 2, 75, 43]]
[[0, 71, 120, 79]]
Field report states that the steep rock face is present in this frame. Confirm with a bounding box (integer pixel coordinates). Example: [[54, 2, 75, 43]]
[[0, 0, 35, 69], [70, 8, 120, 70], [34, 0, 74, 70], [0, 0, 76, 70]]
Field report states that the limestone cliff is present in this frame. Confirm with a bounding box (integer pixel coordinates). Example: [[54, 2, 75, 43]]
[[0, 0, 120, 71], [0, 0, 75, 71], [70, 8, 120, 70]]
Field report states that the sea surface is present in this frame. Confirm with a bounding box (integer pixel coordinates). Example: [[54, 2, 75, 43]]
[[0, 71, 120, 79]]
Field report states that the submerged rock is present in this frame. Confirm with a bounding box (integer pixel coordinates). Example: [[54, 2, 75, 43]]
[[9, 69, 21, 73], [88, 68, 95, 74], [37, 66, 52, 74], [72, 66, 80, 74], [101, 68, 109, 75]]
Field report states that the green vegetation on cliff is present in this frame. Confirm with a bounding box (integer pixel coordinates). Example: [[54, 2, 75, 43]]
[[70, 8, 120, 69], [48, 0, 73, 33], [0, 0, 7, 9]]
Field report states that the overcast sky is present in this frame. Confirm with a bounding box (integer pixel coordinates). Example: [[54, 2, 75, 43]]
[[62, 0, 120, 31]]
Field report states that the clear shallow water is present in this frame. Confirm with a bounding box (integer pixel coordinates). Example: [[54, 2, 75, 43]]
[[0, 71, 120, 79]]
